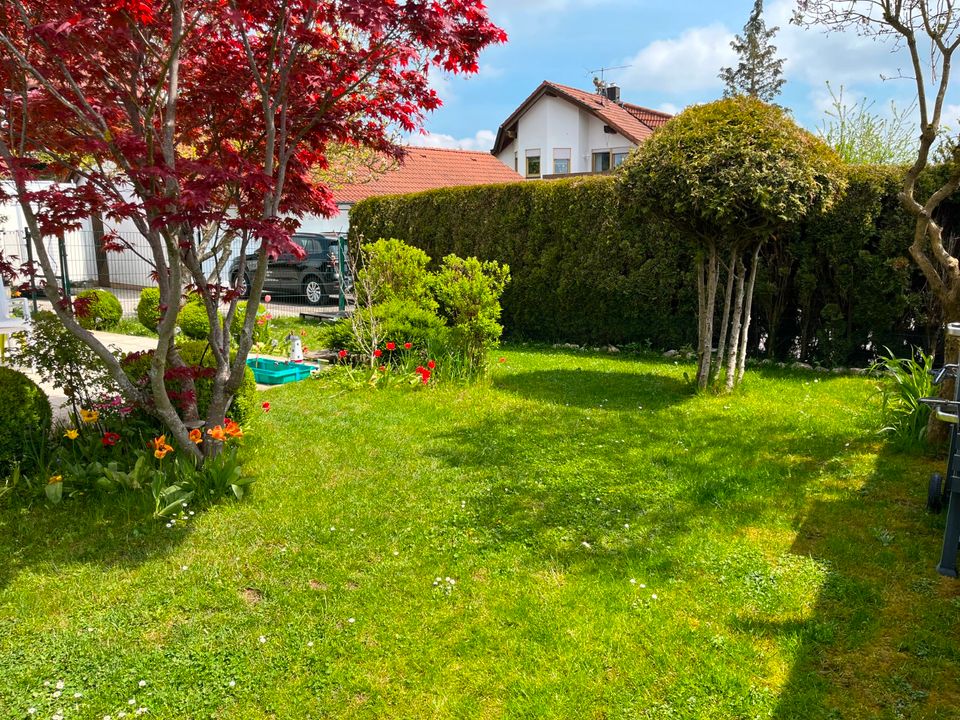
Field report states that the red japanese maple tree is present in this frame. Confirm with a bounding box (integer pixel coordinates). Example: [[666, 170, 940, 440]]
[[0, 0, 504, 458]]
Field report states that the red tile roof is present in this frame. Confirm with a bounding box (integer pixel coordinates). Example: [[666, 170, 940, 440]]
[[492, 81, 673, 155], [622, 102, 673, 130], [331, 147, 522, 204]]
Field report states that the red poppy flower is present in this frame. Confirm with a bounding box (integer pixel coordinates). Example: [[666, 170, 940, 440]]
[[427, 360, 436, 370], [101, 431, 120, 447], [404, 342, 412, 350], [262, 402, 271, 413], [338, 349, 348, 359], [386, 342, 396, 351], [374, 349, 383, 358]]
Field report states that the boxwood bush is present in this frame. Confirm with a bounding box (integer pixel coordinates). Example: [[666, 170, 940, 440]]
[[74, 288, 122, 330], [0, 367, 52, 471], [136, 287, 161, 332]]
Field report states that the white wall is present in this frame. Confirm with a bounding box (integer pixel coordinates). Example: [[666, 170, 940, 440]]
[[494, 94, 637, 177], [0, 181, 97, 284], [298, 205, 351, 235], [1, 181, 349, 290]]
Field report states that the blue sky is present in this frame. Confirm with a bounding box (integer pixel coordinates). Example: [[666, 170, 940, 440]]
[[408, 0, 951, 151]]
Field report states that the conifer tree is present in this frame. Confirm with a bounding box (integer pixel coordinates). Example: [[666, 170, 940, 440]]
[[719, 0, 786, 101]]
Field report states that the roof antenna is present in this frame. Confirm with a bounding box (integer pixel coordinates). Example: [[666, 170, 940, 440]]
[[587, 64, 631, 93]]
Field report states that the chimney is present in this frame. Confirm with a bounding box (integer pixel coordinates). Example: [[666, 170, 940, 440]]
[[604, 84, 621, 104]]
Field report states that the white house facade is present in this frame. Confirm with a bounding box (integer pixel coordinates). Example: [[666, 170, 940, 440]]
[[492, 81, 671, 179]]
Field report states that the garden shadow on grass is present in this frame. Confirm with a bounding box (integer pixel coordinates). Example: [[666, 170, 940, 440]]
[[765, 443, 960, 719], [0, 493, 190, 591], [428, 402, 850, 579], [494, 368, 692, 411]]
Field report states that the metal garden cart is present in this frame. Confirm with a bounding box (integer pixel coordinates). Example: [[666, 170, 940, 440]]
[[921, 322, 960, 577]]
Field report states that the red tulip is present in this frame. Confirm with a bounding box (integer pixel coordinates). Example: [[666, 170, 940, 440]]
[[379, 365, 386, 372], [374, 349, 383, 358], [338, 349, 348, 359], [404, 342, 412, 350], [498, 357, 506, 363], [427, 359, 436, 369], [101, 431, 120, 447], [386, 342, 396, 351], [262, 402, 270, 412]]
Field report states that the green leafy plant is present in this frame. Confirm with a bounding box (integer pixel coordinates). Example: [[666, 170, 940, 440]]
[[74, 288, 123, 330], [0, 367, 52, 473], [870, 346, 935, 450], [434, 254, 510, 378], [177, 295, 214, 340], [136, 287, 162, 331], [8, 310, 119, 416], [357, 237, 437, 311]]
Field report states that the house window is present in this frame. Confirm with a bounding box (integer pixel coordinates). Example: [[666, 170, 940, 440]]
[[514, 151, 518, 172], [592, 151, 611, 173], [553, 148, 571, 174], [525, 148, 541, 178], [613, 151, 630, 168]]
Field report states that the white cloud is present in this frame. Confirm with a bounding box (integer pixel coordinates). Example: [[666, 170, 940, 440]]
[[615, 0, 909, 102], [656, 102, 682, 115], [407, 129, 497, 151], [618, 23, 735, 94], [767, 0, 902, 88]]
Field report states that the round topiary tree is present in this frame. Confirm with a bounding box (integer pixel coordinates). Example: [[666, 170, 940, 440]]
[[0, 366, 52, 470], [177, 296, 213, 340], [620, 96, 845, 390], [74, 288, 122, 330], [136, 287, 161, 332]]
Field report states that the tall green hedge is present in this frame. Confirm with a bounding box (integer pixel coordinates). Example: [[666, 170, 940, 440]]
[[349, 166, 948, 366]]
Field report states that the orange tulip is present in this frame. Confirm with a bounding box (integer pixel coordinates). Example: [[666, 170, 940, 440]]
[[189, 428, 203, 444], [207, 425, 226, 442]]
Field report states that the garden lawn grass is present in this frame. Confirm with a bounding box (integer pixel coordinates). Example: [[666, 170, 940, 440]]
[[2, 348, 959, 719]]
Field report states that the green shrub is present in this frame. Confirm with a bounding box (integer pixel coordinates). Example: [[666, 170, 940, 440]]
[[75, 288, 122, 330], [358, 238, 437, 311], [231, 300, 268, 344], [434, 255, 510, 376], [177, 297, 212, 340], [137, 287, 161, 331], [6, 310, 117, 412], [350, 166, 944, 366], [176, 341, 257, 425], [123, 341, 257, 425], [0, 367, 52, 470]]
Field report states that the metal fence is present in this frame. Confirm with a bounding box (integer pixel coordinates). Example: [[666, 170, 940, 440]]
[[0, 228, 351, 321]]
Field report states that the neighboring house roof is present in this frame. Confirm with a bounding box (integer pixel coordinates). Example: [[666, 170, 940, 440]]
[[492, 80, 672, 156], [622, 103, 673, 130], [331, 147, 523, 204]]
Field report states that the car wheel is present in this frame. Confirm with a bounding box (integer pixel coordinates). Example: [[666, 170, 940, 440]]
[[233, 272, 251, 299], [303, 276, 325, 305]]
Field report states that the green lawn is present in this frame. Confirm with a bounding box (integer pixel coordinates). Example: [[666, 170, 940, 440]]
[[2, 348, 959, 719]]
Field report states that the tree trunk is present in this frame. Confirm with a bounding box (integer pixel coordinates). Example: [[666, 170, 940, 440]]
[[736, 245, 761, 384], [725, 253, 747, 391], [713, 248, 737, 386], [696, 243, 719, 390]]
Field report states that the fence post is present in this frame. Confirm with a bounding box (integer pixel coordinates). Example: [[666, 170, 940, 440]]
[[338, 238, 346, 314], [23, 228, 38, 314], [57, 231, 71, 300], [91, 214, 111, 287]]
